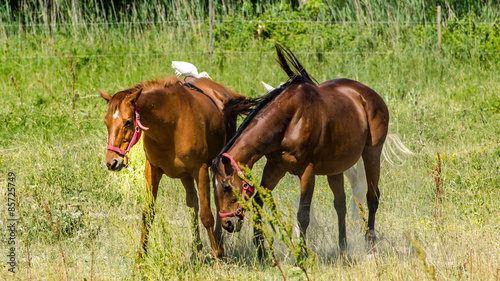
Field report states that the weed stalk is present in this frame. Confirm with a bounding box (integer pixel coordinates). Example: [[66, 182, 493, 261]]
[[427, 152, 443, 219], [10, 75, 26, 115], [42, 199, 69, 281], [39, 36, 84, 138], [353, 195, 380, 279], [405, 231, 436, 280], [86, 213, 94, 281]]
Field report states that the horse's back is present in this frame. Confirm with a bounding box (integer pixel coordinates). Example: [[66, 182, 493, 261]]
[[319, 78, 389, 148], [185, 77, 243, 111]]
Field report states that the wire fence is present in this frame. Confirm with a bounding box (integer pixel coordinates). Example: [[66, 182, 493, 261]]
[[0, 19, 498, 28], [2, 51, 499, 61], [2, 17, 499, 60]]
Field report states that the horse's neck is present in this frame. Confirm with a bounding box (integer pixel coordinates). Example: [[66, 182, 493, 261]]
[[134, 92, 173, 133], [228, 106, 290, 167]]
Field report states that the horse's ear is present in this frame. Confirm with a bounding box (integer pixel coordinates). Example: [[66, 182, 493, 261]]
[[221, 155, 234, 176], [98, 89, 112, 103], [127, 88, 143, 103]]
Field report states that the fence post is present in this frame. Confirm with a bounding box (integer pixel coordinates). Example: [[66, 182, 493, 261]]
[[209, 0, 214, 59], [437, 6, 441, 52]]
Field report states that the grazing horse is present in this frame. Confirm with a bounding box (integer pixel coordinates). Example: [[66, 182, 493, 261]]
[[99, 76, 256, 259], [211, 44, 389, 259]]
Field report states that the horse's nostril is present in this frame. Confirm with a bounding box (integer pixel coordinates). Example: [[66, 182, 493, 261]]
[[224, 220, 234, 232], [109, 159, 121, 170]]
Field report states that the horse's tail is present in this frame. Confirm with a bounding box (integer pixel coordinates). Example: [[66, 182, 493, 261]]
[[348, 134, 415, 224], [382, 134, 417, 165], [275, 43, 318, 84], [222, 96, 261, 122]]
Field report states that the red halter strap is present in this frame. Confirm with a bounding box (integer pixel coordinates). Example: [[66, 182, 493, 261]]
[[106, 102, 149, 168], [217, 153, 255, 220]]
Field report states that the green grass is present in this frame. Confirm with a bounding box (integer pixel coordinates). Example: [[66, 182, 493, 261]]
[[1, 6, 500, 279]]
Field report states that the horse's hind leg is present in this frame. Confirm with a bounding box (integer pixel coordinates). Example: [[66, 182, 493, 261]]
[[180, 176, 203, 254], [327, 173, 347, 255], [362, 149, 382, 243], [138, 159, 163, 260]]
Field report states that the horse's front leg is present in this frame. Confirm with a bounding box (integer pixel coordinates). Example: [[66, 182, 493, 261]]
[[256, 161, 286, 262], [138, 159, 163, 260], [212, 174, 223, 254], [297, 163, 316, 256], [196, 163, 223, 259]]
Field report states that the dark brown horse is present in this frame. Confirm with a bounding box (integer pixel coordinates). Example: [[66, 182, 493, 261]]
[[211, 45, 389, 259], [99, 76, 256, 259]]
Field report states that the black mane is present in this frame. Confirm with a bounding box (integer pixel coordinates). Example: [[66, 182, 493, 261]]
[[211, 44, 316, 175], [275, 43, 318, 84]]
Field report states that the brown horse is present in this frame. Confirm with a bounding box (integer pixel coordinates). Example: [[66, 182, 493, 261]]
[[99, 76, 256, 259], [211, 44, 389, 259]]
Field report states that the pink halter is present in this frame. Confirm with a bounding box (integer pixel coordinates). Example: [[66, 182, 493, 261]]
[[106, 102, 149, 169], [218, 153, 255, 220]]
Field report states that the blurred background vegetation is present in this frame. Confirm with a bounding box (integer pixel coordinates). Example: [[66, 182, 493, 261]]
[[2, 0, 499, 23]]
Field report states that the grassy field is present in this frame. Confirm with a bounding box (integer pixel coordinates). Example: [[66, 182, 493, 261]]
[[1, 3, 500, 280]]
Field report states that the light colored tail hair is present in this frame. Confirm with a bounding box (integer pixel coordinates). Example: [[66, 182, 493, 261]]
[[350, 134, 416, 224]]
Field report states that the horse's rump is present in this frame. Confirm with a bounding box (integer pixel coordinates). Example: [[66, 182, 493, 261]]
[[319, 78, 389, 148]]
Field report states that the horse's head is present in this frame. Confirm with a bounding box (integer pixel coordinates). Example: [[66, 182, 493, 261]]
[[213, 153, 255, 233], [99, 88, 143, 171]]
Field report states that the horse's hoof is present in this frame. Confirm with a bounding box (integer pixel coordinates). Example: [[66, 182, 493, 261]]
[[300, 247, 309, 259], [365, 230, 377, 243], [196, 243, 203, 253], [257, 248, 268, 263], [340, 254, 354, 266], [212, 246, 224, 260]]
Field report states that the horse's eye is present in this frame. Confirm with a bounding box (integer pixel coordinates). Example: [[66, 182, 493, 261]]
[[124, 119, 133, 127], [223, 183, 232, 192]]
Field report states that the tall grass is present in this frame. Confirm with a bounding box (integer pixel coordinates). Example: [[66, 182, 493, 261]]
[[1, 0, 499, 25], [0, 1, 499, 280]]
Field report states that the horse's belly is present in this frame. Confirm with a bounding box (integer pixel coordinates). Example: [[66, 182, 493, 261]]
[[145, 147, 202, 178], [315, 149, 363, 175]]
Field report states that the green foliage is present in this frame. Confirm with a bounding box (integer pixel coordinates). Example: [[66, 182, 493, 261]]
[[0, 1, 499, 280]]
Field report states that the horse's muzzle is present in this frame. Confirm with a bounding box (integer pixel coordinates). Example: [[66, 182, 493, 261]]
[[106, 157, 124, 171], [222, 217, 243, 233]]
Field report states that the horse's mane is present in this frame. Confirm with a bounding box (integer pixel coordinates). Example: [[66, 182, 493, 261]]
[[122, 76, 181, 93], [212, 44, 316, 175], [108, 76, 181, 112]]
